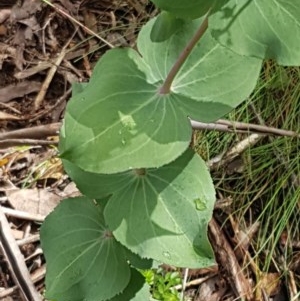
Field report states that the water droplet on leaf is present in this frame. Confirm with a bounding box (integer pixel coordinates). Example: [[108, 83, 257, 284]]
[[121, 138, 126, 145], [163, 251, 171, 259], [194, 198, 207, 211]]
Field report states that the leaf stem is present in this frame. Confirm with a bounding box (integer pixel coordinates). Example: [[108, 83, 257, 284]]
[[159, 14, 209, 94]]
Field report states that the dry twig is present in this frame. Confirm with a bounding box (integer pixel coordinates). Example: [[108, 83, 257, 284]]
[[0, 123, 60, 140], [0, 207, 42, 301], [208, 218, 253, 301], [1, 207, 45, 223], [33, 44, 69, 110]]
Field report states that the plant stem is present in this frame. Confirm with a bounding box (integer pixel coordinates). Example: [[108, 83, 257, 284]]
[[159, 14, 209, 94]]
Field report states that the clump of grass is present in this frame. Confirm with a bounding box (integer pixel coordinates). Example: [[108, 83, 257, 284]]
[[195, 63, 300, 293]]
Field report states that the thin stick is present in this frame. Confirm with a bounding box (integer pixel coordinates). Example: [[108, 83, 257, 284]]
[[0, 208, 42, 301], [160, 14, 209, 94], [0, 123, 60, 140], [29, 88, 71, 122], [1, 207, 45, 223], [0, 139, 57, 148], [208, 218, 253, 300], [216, 119, 300, 137], [1, 116, 296, 148], [34, 43, 69, 110], [42, 0, 114, 48], [191, 119, 300, 137], [17, 234, 40, 247], [180, 268, 189, 301], [174, 275, 213, 291]]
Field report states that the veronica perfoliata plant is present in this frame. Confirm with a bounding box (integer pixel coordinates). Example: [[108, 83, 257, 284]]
[[40, 1, 300, 300]]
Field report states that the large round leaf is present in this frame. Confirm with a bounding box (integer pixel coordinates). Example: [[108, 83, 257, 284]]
[[104, 149, 215, 267], [60, 16, 262, 174], [60, 47, 192, 174], [40, 197, 130, 301], [209, 0, 300, 65], [63, 149, 216, 268], [137, 17, 262, 123]]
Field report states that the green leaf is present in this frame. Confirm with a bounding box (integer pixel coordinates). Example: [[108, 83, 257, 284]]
[[63, 150, 215, 267], [62, 159, 131, 199], [40, 197, 130, 301], [209, 0, 300, 66], [150, 11, 184, 42], [108, 268, 150, 301], [60, 16, 262, 174], [59, 47, 193, 174], [72, 82, 88, 95], [150, 0, 215, 19], [104, 149, 216, 268], [125, 248, 154, 270]]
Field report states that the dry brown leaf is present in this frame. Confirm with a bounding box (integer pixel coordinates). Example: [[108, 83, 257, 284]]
[[6, 184, 80, 216], [196, 275, 227, 301], [0, 81, 41, 103], [256, 272, 281, 300], [6, 188, 62, 216], [10, 0, 41, 21]]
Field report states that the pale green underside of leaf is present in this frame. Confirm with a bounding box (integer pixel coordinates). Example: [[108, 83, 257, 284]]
[[40, 197, 130, 301], [209, 0, 300, 65], [60, 16, 262, 174], [63, 150, 216, 268], [150, 0, 215, 19]]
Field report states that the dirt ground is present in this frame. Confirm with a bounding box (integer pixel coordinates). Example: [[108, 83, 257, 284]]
[[0, 1, 299, 301]]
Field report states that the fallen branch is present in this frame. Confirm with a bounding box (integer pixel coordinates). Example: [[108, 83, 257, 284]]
[[0, 117, 298, 148], [208, 218, 253, 301], [191, 119, 300, 137], [0, 123, 60, 140], [0, 139, 57, 148], [0, 207, 42, 301]]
